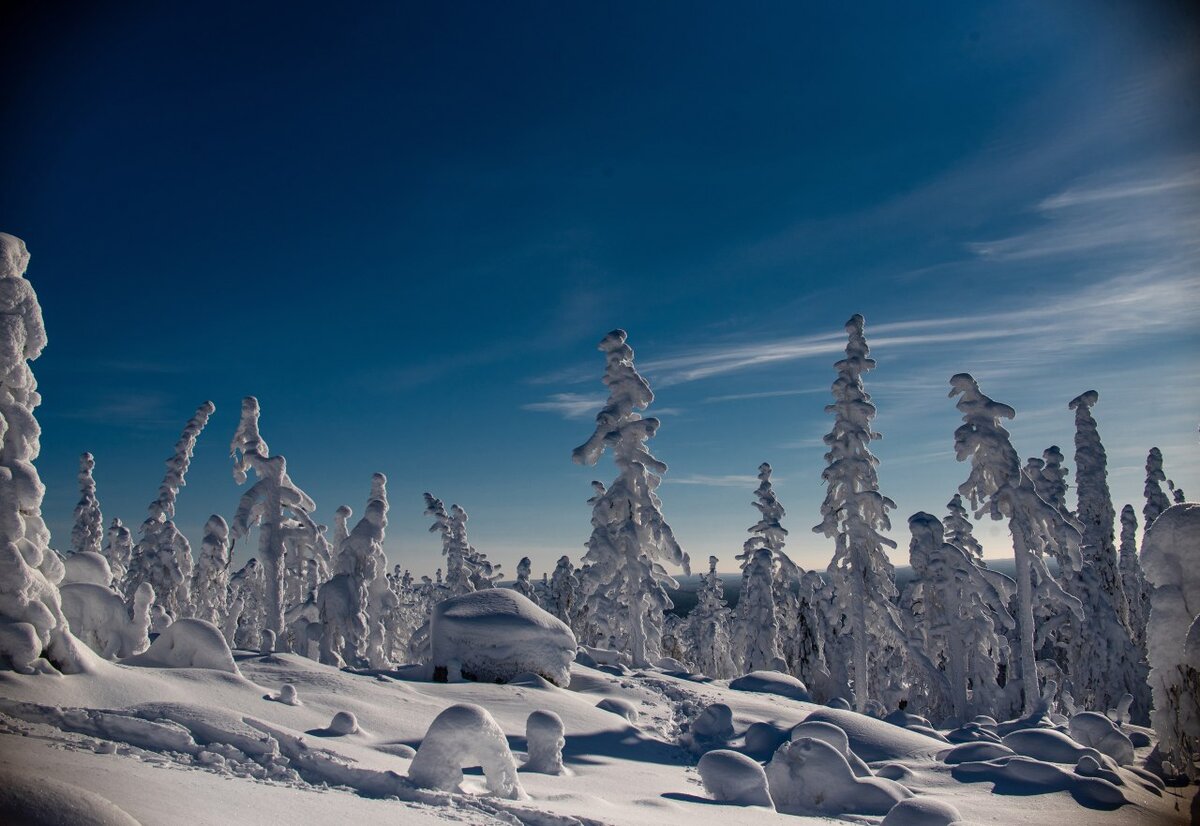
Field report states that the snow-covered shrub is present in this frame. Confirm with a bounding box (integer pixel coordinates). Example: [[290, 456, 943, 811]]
[[71, 452, 103, 556], [698, 749, 774, 808], [573, 329, 689, 667], [430, 588, 576, 686], [949, 373, 1083, 713], [1140, 503, 1200, 778], [524, 710, 566, 774], [126, 617, 238, 673], [0, 232, 87, 675], [765, 736, 911, 816], [60, 580, 153, 659], [408, 703, 526, 799], [271, 684, 301, 706]]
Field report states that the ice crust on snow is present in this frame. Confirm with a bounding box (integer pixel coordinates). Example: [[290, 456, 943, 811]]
[[124, 618, 238, 673], [430, 588, 575, 686], [697, 749, 774, 808], [407, 703, 526, 799]]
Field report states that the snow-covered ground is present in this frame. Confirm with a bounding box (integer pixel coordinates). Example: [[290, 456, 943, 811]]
[[0, 650, 1190, 825]]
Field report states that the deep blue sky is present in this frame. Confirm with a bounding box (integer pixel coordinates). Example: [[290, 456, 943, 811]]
[[3, 1, 1197, 576]]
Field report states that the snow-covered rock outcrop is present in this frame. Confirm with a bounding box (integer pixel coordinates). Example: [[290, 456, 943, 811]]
[[429, 589, 575, 686]]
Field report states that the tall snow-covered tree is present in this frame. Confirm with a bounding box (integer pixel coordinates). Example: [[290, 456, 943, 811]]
[[687, 556, 737, 679], [191, 515, 230, 628], [102, 518, 132, 590], [907, 512, 1015, 722], [229, 396, 318, 651], [228, 558, 265, 650], [735, 547, 783, 672], [548, 555, 580, 631], [512, 557, 538, 604], [572, 329, 689, 667], [0, 232, 86, 674], [334, 473, 390, 667], [813, 315, 937, 711], [1119, 504, 1149, 649], [943, 494, 983, 562], [949, 373, 1083, 713], [1143, 448, 1172, 545], [126, 401, 215, 622], [71, 452, 103, 556]]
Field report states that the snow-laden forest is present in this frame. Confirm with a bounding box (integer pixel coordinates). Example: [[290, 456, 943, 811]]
[[1, 230, 1196, 824]]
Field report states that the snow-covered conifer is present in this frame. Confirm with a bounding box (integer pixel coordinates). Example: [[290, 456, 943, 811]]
[[813, 316, 937, 711], [1069, 392, 1126, 624], [335, 473, 391, 667], [512, 557, 538, 604], [735, 547, 783, 672], [102, 517, 132, 589], [0, 233, 87, 674], [688, 556, 737, 678], [949, 373, 1083, 713], [425, 494, 470, 596], [1168, 480, 1186, 504], [191, 515, 230, 627], [1118, 505, 1148, 648], [228, 558, 265, 650], [71, 453, 103, 556], [126, 401, 215, 621], [548, 555, 580, 631], [572, 330, 689, 667], [1143, 448, 1171, 543], [229, 397, 319, 651], [943, 494, 983, 562]]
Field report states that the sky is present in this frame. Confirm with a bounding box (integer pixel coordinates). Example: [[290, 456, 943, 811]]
[[2, 1, 1197, 577]]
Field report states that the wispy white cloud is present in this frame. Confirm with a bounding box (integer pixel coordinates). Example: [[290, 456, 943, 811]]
[[703, 387, 827, 403], [521, 393, 607, 420], [665, 473, 768, 488]]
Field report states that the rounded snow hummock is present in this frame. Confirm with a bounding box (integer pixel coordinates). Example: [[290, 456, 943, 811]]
[[429, 589, 576, 687], [729, 671, 810, 702], [123, 618, 239, 674]]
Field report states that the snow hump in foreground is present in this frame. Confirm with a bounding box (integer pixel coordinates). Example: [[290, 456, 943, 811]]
[[429, 588, 575, 686], [407, 703, 526, 800], [124, 618, 238, 674]]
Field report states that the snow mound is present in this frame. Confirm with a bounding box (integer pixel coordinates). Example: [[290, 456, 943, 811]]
[[945, 721, 1002, 744], [729, 670, 810, 702], [124, 618, 238, 673], [744, 721, 788, 756], [697, 749, 774, 808], [802, 707, 947, 762], [327, 711, 359, 735], [61, 552, 112, 586], [524, 710, 565, 774], [430, 589, 575, 687], [1068, 712, 1134, 765], [596, 697, 639, 723], [507, 671, 556, 689], [826, 696, 852, 709], [790, 720, 872, 776], [60, 583, 148, 659], [0, 770, 141, 826], [266, 683, 301, 705], [1001, 728, 1101, 764], [881, 797, 962, 826], [942, 741, 1015, 764], [765, 736, 912, 816], [952, 755, 1128, 809], [692, 703, 734, 740], [408, 703, 526, 800]]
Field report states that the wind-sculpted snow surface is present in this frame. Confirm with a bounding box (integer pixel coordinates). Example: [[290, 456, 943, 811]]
[[430, 588, 576, 686], [408, 703, 526, 799]]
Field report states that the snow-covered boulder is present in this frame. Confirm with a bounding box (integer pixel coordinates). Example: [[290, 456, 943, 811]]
[[881, 797, 962, 826], [698, 749, 774, 808], [60, 582, 151, 659], [524, 710, 565, 774], [408, 703, 526, 800], [729, 670, 810, 702], [1068, 711, 1134, 766], [430, 589, 575, 686], [765, 736, 912, 816], [125, 618, 238, 674], [62, 552, 112, 586]]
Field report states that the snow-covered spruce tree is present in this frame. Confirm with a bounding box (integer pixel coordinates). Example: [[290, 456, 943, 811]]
[[191, 515, 230, 627], [228, 558, 266, 650], [71, 452, 103, 556], [687, 556, 737, 679], [0, 232, 87, 674], [943, 494, 983, 562], [949, 373, 1084, 713], [572, 329, 690, 667], [813, 315, 941, 711], [1168, 480, 1186, 504], [229, 396, 319, 651], [512, 557, 538, 604], [459, 506, 502, 592], [102, 517, 133, 590], [424, 494, 471, 597], [1143, 448, 1172, 545], [335, 473, 391, 667], [735, 547, 784, 672], [907, 512, 1016, 722], [125, 401, 215, 622], [548, 555, 580, 631], [1119, 504, 1149, 649]]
